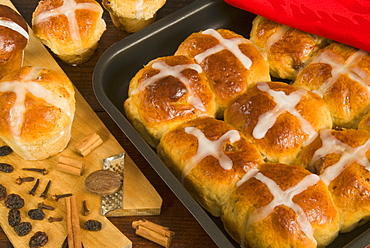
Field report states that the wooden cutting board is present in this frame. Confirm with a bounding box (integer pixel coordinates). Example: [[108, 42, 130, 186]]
[[0, 0, 162, 247]]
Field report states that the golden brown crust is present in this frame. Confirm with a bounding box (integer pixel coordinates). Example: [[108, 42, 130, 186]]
[[250, 16, 331, 80], [0, 4, 28, 79], [293, 42, 370, 128], [0, 66, 75, 160], [358, 108, 370, 132], [224, 81, 332, 164], [124, 55, 216, 147], [102, 0, 166, 33], [221, 163, 339, 248], [296, 128, 370, 232], [32, 0, 106, 64], [175, 29, 270, 117], [157, 116, 263, 217]]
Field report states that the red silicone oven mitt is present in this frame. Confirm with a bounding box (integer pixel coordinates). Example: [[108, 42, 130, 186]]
[[225, 0, 370, 52]]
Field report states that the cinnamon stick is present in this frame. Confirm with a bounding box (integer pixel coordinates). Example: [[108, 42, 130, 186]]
[[65, 195, 82, 248], [56, 155, 85, 176], [75, 132, 103, 157], [132, 219, 174, 248]]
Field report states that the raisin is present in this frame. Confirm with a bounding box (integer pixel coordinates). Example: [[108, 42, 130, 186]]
[[5, 194, 25, 209], [0, 146, 12, 156], [14, 222, 32, 236], [0, 184, 6, 200], [0, 163, 14, 173], [8, 209, 21, 227], [29, 231, 48, 247], [83, 219, 102, 231], [28, 209, 45, 220]]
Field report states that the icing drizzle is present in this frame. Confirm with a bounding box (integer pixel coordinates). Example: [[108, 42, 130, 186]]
[[0, 18, 29, 40], [182, 126, 241, 182], [309, 49, 370, 97], [0, 67, 73, 138], [237, 168, 319, 246], [135, 0, 144, 20], [252, 82, 317, 146], [310, 129, 370, 185], [33, 0, 102, 49], [194, 29, 253, 70], [132, 60, 206, 111]]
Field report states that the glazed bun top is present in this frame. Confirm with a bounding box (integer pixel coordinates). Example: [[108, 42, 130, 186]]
[[176, 28, 270, 117], [225, 81, 332, 164], [32, 0, 106, 63], [293, 42, 370, 128], [250, 15, 331, 80], [124, 55, 216, 147], [0, 4, 29, 78]]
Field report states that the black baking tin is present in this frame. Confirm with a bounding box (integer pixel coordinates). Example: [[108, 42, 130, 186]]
[[92, 0, 370, 247]]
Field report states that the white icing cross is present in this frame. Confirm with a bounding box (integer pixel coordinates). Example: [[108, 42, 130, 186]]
[[0, 67, 73, 138], [135, 0, 144, 20], [310, 129, 370, 185], [33, 0, 102, 49], [131, 60, 206, 112], [182, 126, 241, 182], [238, 169, 319, 246], [309, 49, 370, 97], [253, 82, 317, 146], [0, 18, 29, 40], [194, 29, 253, 70]]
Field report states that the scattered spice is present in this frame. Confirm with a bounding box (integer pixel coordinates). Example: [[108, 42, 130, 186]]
[[16, 176, 35, 185], [38, 202, 54, 210], [0, 184, 7, 200], [22, 168, 48, 175], [29, 179, 40, 196], [82, 200, 90, 216], [85, 170, 122, 196], [0, 146, 12, 156], [0, 163, 14, 173], [75, 132, 103, 157], [29, 231, 48, 247], [57, 155, 85, 176], [28, 208, 45, 220], [40, 180, 51, 199], [48, 216, 63, 223], [5, 194, 25, 209], [52, 193, 73, 201], [65, 195, 82, 248], [14, 222, 32, 236], [8, 209, 21, 227], [132, 219, 175, 248], [83, 220, 102, 231]]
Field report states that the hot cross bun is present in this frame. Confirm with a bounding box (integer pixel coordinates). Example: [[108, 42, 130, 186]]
[[32, 0, 106, 64], [124, 55, 216, 147], [0, 4, 28, 79], [0, 66, 75, 160]]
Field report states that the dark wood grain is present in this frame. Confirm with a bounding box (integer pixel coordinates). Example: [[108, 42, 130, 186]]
[[1, 0, 218, 247]]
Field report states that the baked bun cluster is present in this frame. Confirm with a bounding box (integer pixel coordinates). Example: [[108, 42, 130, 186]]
[[0, 4, 29, 79], [0, 66, 75, 160], [124, 20, 370, 247], [32, 0, 106, 65]]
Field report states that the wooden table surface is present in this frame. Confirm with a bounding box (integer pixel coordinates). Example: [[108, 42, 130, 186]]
[[0, 0, 219, 247]]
